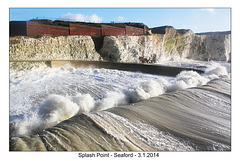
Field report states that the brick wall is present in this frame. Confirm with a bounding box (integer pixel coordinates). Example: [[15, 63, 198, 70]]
[[10, 21, 147, 37], [27, 21, 69, 36], [125, 26, 144, 35], [70, 24, 101, 36], [101, 25, 125, 36]]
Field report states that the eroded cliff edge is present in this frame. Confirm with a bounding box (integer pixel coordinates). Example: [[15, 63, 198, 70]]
[[99, 27, 230, 63], [9, 26, 231, 69]]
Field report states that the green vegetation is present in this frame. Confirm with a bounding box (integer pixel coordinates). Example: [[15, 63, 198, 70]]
[[163, 32, 186, 57], [197, 42, 207, 55], [163, 33, 176, 54], [176, 37, 186, 55]]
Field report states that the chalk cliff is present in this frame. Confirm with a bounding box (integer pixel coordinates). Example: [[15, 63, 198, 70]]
[[9, 36, 101, 61], [99, 27, 231, 63], [9, 27, 231, 65], [191, 33, 231, 61], [99, 35, 163, 63]]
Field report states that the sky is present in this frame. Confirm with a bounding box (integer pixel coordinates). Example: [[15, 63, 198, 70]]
[[9, 8, 231, 33]]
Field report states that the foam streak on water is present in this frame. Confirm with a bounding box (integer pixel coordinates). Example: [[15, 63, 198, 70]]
[[10, 61, 230, 137]]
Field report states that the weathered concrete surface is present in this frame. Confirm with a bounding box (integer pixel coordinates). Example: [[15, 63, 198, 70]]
[[50, 60, 204, 76]]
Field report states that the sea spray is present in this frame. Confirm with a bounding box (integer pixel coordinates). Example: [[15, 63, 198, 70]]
[[204, 63, 229, 78], [167, 70, 209, 92], [10, 77, 230, 151], [126, 80, 165, 102], [95, 91, 127, 111], [71, 93, 95, 113], [10, 61, 230, 137]]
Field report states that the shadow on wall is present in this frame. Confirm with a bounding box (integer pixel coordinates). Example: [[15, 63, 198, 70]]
[[91, 36, 104, 52]]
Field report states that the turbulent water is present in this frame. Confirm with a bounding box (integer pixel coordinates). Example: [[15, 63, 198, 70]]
[[9, 60, 231, 151]]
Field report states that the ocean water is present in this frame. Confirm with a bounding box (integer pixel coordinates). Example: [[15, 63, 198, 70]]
[[9, 60, 231, 151], [157, 59, 230, 73], [10, 66, 172, 137]]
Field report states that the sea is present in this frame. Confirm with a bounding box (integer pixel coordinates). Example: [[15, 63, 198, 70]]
[[9, 59, 231, 151]]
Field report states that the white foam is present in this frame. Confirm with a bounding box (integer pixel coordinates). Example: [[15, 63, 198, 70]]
[[38, 95, 79, 124], [204, 63, 229, 77], [157, 59, 231, 73], [71, 93, 95, 113], [96, 91, 126, 111], [11, 94, 80, 136], [167, 70, 209, 92], [10, 61, 230, 136], [127, 80, 165, 102]]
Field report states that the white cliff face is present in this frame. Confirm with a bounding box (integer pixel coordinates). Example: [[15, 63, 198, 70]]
[[99, 35, 164, 63], [160, 30, 195, 61], [9, 31, 231, 65], [190, 34, 231, 61], [9, 36, 101, 61], [224, 34, 231, 62], [99, 32, 231, 63]]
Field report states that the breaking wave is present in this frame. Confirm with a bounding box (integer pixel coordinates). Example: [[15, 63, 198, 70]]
[[10, 77, 231, 151], [10, 62, 230, 137]]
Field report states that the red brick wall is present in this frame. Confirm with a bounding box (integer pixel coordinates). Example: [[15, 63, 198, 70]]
[[126, 26, 144, 36], [27, 21, 69, 36], [69, 24, 101, 36], [10, 21, 147, 37], [101, 25, 125, 36]]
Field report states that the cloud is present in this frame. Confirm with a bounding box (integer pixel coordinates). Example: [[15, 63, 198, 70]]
[[116, 16, 125, 22], [201, 8, 216, 14], [60, 12, 102, 23]]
